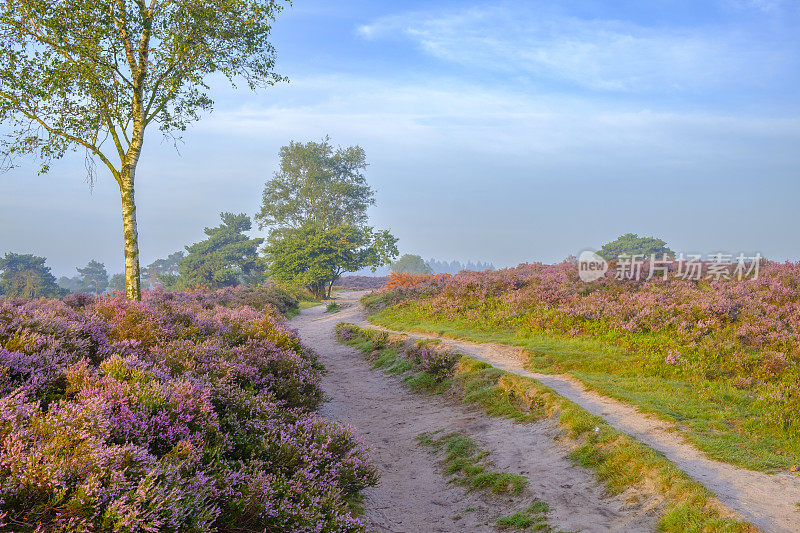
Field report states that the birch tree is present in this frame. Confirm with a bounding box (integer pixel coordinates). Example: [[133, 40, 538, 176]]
[[0, 0, 287, 300]]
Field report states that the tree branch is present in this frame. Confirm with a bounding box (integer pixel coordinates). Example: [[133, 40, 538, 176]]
[[112, 0, 139, 78], [1, 90, 120, 184]]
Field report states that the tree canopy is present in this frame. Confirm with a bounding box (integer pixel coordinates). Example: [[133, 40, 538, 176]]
[[57, 275, 82, 293], [264, 224, 397, 299], [176, 213, 264, 289], [255, 137, 374, 231], [0, 253, 66, 298], [144, 251, 184, 289], [391, 254, 433, 275], [108, 273, 126, 293], [76, 259, 109, 295], [597, 233, 674, 261], [0, 0, 287, 299], [258, 138, 397, 297]]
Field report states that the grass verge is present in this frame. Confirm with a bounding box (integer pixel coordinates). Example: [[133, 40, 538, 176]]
[[369, 305, 800, 473], [337, 323, 755, 533]]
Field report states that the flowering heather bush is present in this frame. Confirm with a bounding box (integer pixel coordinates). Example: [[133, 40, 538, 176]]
[[412, 346, 459, 377], [147, 283, 299, 315], [375, 260, 800, 434], [336, 324, 458, 381], [385, 272, 450, 291], [0, 291, 375, 532]]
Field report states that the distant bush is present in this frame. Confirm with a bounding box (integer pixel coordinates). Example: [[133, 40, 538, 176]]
[[597, 233, 673, 261], [390, 254, 432, 275], [333, 275, 388, 290]]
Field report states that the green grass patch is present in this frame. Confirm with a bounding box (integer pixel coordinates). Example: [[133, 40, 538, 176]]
[[418, 431, 528, 494], [403, 371, 452, 394], [496, 501, 557, 531], [298, 299, 324, 310], [325, 302, 341, 313], [371, 347, 399, 370], [369, 305, 800, 473]]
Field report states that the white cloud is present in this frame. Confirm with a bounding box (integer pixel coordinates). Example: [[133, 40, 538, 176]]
[[356, 4, 792, 92], [198, 74, 800, 171]]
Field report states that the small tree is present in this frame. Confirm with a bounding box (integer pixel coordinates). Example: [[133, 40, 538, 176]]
[[176, 213, 263, 289], [258, 138, 398, 295], [1, 0, 287, 300], [57, 275, 82, 293], [264, 224, 397, 299], [0, 252, 66, 298], [77, 259, 109, 295], [598, 233, 674, 261], [391, 254, 433, 275], [144, 251, 183, 289]]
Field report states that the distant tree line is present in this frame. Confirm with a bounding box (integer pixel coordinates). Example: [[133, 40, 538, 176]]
[[427, 258, 494, 274], [4, 230, 678, 301], [1, 137, 398, 301], [389, 254, 494, 275]]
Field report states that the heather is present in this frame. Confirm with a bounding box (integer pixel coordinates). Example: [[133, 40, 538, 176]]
[[367, 262, 800, 470], [0, 290, 376, 532]]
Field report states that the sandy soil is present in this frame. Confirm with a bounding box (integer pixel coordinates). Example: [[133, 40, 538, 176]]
[[345, 292, 800, 533], [292, 296, 657, 532]]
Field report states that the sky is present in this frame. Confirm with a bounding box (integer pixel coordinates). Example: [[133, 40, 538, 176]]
[[1, 0, 799, 276]]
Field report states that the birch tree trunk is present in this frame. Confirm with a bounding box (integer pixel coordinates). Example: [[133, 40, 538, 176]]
[[119, 80, 146, 300], [120, 169, 142, 300]]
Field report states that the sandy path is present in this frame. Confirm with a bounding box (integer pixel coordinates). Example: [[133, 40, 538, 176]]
[[292, 297, 656, 532], [346, 292, 800, 533]]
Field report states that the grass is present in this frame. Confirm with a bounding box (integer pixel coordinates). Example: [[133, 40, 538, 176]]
[[338, 323, 755, 533], [285, 299, 324, 318], [419, 429, 559, 531], [496, 501, 556, 531], [299, 299, 324, 309], [369, 305, 800, 473], [418, 431, 528, 494], [325, 302, 342, 313], [403, 371, 452, 394]]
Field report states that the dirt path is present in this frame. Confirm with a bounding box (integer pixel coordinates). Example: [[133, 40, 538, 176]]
[[343, 293, 800, 533], [292, 297, 657, 532]]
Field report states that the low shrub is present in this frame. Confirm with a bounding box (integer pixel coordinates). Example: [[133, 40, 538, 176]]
[[0, 292, 374, 532], [336, 323, 457, 383]]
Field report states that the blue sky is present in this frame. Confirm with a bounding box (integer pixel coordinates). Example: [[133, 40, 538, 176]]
[[1, 0, 799, 275]]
